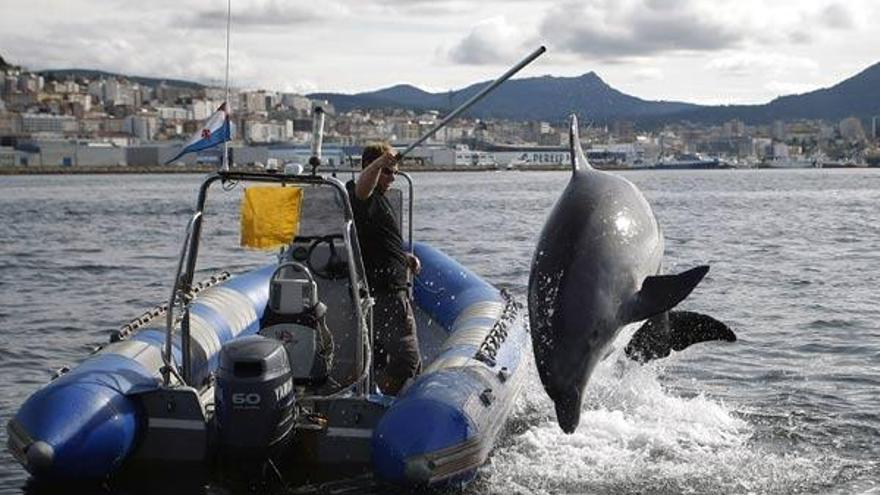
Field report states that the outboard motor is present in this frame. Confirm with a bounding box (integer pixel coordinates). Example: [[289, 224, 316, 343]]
[[215, 335, 296, 461]]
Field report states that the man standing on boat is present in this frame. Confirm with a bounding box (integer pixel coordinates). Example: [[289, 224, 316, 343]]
[[347, 143, 421, 395]]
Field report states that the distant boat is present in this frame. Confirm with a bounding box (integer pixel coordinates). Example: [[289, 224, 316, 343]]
[[817, 160, 864, 169], [653, 154, 729, 170], [764, 157, 818, 169]]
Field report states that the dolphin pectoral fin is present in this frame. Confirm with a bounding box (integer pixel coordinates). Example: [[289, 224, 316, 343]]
[[623, 265, 710, 323], [624, 310, 736, 363]]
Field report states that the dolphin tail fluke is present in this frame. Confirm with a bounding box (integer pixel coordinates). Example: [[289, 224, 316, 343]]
[[624, 310, 737, 363], [623, 265, 709, 323], [568, 114, 593, 173]]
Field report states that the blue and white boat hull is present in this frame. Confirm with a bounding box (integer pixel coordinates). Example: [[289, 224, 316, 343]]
[[373, 243, 528, 485], [8, 243, 528, 487]]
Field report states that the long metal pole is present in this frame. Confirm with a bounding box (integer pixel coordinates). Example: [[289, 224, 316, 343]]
[[308, 107, 325, 173], [163, 211, 201, 386], [398, 45, 546, 159], [222, 0, 232, 171], [311, 107, 325, 161]]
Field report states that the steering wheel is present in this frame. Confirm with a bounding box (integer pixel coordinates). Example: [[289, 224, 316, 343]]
[[306, 235, 349, 280]]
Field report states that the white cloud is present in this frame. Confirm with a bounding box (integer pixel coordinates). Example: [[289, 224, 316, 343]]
[[253, 76, 319, 95], [764, 80, 824, 98], [355, 0, 471, 16], [631, 67, 664, 81], [538, 0, 745, 60], [448, 16, 532, 65], [707, 53, 820, 78], [818, 3, 854, 29], [191, 0, 347, 28], [534, 0, 872, 61], [0, 0, 876, 104]]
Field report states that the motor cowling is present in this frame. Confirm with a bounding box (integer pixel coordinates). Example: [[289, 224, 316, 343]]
[[215, 335, 295, 459]]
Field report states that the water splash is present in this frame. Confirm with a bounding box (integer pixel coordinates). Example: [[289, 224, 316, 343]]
[[476, 326, 840, 494]]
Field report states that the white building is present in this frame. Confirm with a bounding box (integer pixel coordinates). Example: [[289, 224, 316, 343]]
[[771, 142, 790, 158], [87, 80, 105, 100], [123, 114, 159, 141], [204, 87, 239, 109], [104, 79, 136, 106], [139, 85, 154, 106], [0, 146, 33, 167], [17, 74, 43, 93], [267, 145, 346, 167], [245, 120, 291, 143], [21, 113, 77, 133], [241, 91, 269, 113], [67, 93, 92, 113], [492, 149, 568, 167], [281, 93, 312, 116], [190, 99, 223, 121], [157, 106, 190, 121], [24, 140, 126, 167], [407, 145, 497, 167], [50, 80, 80, 94]]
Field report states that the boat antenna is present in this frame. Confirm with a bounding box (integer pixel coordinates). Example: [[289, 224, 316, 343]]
[[222, 0, 232, 172], [396, 45, 546, 160], [309, 106, 325, 175]]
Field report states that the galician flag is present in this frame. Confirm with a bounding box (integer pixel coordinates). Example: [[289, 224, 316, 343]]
[[165, 102, 232, 164]]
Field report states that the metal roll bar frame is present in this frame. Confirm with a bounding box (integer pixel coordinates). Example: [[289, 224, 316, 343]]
[[164, 170, 377, 397], [164, 43, 546, 393]]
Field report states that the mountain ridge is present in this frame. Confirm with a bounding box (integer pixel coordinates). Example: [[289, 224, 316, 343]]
[[660, 61, 880, 124], [37, 68, 205, 90], [310, 71, 701, 122], [310, 62, 880, 125], [6, 52, 879, 125]]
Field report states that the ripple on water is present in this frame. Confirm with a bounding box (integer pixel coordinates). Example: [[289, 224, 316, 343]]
[[476, 349, 840, 495], [3, 171, 880, 493]]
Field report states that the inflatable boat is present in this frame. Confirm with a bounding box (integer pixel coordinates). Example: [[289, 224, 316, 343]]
[[6, 169, 528, 489]]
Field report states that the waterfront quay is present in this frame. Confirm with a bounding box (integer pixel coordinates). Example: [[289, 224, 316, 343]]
[[2, 63, 879, 171]]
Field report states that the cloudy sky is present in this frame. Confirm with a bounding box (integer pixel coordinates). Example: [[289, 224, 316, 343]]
[[1, 0, 877, 105]]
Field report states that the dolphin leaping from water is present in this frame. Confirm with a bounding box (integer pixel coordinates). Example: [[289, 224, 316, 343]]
[[528, 115, 736, 433]]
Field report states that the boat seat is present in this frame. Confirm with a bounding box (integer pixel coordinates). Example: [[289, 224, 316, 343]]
[[285, 239, 362, 385], [260, 264, 334, 385]]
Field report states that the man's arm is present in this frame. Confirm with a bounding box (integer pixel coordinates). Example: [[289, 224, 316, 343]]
[[355, 152, 396, 200]]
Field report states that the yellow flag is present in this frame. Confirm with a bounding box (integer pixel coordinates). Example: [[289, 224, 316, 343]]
[[240, 186, 303, 250]]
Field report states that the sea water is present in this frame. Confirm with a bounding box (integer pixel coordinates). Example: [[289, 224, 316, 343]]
[[1, 169, 878, 494]]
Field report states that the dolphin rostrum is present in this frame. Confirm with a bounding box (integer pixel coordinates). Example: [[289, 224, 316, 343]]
[[528, 115, 736, 433]]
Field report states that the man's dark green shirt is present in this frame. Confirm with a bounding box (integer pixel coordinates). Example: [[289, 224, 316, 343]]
[[346, 181, 408, 293]]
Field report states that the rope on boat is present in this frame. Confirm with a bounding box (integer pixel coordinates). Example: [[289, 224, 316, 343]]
[[474, 289, 522, 367], [110, 271, 232, 343]]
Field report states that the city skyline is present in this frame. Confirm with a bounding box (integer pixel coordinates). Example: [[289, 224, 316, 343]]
[[1, 0, 878, 105]]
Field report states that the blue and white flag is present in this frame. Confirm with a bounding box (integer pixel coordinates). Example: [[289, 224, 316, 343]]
[[165, 102, 231, 164]]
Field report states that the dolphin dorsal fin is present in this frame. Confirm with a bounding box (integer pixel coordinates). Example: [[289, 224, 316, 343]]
[[568, 114, 593, 173]]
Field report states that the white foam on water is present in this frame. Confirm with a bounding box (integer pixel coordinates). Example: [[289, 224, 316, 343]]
[[477, 327, 839, 494]]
